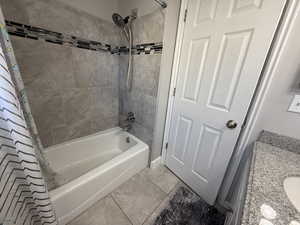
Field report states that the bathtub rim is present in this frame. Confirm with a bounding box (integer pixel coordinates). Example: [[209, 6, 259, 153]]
[[44, 127, 132, 153], [48, 127, 148, 198]]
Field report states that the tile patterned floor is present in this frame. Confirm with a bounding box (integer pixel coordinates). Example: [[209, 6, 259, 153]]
[[68, 165, 181, 225]]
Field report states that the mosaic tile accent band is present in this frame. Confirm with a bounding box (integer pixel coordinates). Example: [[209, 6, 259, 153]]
[[119, 42, 163, 55], [5, 20, 163, 55]]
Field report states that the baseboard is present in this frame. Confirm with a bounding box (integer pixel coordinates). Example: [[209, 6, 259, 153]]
[[150, 156, 162, 168]]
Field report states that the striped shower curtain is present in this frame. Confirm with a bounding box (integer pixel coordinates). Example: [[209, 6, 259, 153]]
[[0, 11, 57, 225]]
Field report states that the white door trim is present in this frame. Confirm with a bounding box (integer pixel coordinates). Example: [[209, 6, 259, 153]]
[[161, 0, 188, 163], [161, 0, 293, 204]]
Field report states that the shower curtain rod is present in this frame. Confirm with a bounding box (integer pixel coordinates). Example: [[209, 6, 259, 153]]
[[154, 0, 167, 8]]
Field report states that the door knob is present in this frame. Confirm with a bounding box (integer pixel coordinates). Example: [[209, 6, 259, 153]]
[[226, 120, 238, 129]]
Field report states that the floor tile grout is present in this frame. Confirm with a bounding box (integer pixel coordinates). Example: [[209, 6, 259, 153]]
[[141, 180, 181, 225], [110, 193, 134, 225], [142, 175, 169, 196], [68, 165, 181, 225], [141, 198, 164, 225], [141, 166, 180, 196], [110, 167, 178, 225], [129, 166, 182, 225]]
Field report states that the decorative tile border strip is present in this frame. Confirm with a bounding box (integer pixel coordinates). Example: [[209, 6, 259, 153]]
[[5, 20, 116, 53], [119, 42, 163, 55], [5, 20, 163, 55]]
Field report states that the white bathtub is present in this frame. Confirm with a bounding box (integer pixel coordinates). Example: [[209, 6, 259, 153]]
[[45, 127, 149, 225]]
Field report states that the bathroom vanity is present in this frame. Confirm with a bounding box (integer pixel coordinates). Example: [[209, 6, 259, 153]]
[[241, 132, 300, 225]]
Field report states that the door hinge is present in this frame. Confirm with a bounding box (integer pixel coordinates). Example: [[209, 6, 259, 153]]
[[184, 9, 188, 22], [172, 87, 177, 97], [165, 142, 169, 150]]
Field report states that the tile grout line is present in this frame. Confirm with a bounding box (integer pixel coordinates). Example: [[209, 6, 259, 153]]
[[141, 180, 181, 225], [137, 167, 183, 224], [109, 169, 176, 225], [110, 194, 134, 225], [140, 168, 169, 196], [145, 178, 168, 196], [141, 166, 181, 197]]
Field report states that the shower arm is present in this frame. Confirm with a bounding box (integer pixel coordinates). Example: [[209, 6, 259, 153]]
[[154, 0, 167, 8], [122, 27, 130, 42]]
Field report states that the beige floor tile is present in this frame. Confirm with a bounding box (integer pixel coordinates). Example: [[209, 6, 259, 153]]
[[141, 165, 180, 194], [68, 195, 132, 225], [111, 173, 167, 225], [143, 182, 186, 225]]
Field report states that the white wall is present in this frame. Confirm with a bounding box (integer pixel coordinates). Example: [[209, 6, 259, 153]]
[[118, 0, 167, 17], [57, 0, 119, 22], [250, 4, 300, 141]]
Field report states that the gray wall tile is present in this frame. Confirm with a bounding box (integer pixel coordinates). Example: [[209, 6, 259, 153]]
[[132, 9, 165, 45], [2, 0, 120, 147], [0, 0, 30, 24], [3, 1, 165, 155], [119, 10, 164, 152]]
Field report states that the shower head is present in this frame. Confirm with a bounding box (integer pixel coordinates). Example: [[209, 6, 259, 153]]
[[112, 13, 136, 43], [112, 13, 126, 28]]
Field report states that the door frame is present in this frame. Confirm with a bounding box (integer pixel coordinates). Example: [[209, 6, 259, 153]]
[[161, 0, 188, 162], [160, 0, 292, 203]]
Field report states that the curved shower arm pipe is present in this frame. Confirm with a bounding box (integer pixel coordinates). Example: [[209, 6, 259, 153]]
[[154, 0, 167, 8], [122, 27, 130, 42]]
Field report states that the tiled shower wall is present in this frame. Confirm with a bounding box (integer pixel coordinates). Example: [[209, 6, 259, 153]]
[[1, 0, 165, 152], [119, 9, 165, 149], [0, 0, 121, 147]]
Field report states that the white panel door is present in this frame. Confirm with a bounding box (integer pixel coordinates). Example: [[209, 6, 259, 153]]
[[166, 0, 286, 204]]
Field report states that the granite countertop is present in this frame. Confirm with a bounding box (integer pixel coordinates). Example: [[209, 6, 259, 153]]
[[242, 141, 300, 225]]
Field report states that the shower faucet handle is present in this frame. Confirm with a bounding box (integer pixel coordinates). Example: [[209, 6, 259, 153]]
[[127, 112, 135, 122]]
